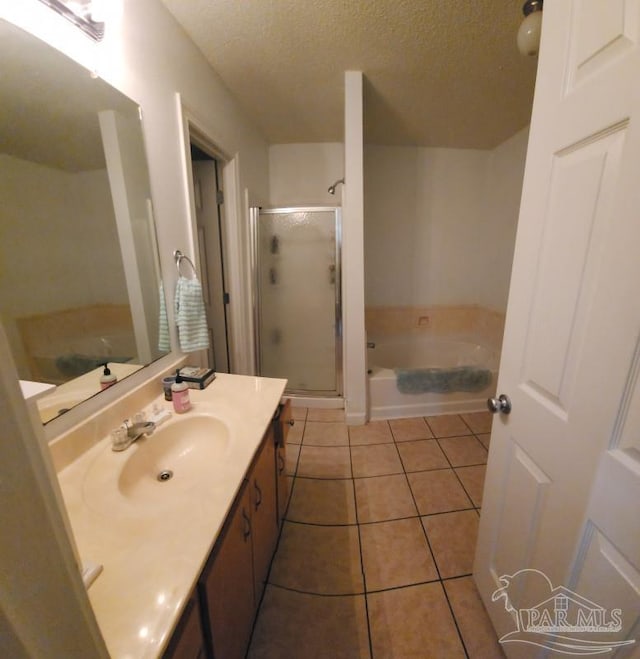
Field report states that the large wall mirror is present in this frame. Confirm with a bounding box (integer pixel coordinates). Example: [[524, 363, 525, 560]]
[[0, 19, 170, 424]]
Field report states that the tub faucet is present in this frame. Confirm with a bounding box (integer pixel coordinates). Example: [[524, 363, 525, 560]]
[[111, 418, 156, 451]]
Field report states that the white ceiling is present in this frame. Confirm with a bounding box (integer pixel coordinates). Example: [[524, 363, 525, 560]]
[[160, 0, 539, 149]]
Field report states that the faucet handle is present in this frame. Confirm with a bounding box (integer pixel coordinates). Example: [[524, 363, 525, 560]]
[[111, 426, 128, 451], [133, 411, 146, 424]]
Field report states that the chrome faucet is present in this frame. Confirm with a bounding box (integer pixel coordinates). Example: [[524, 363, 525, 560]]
[[111, 418, 156, 451]]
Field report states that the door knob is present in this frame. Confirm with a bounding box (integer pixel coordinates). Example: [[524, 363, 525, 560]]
[[487, 394, 512, 414]]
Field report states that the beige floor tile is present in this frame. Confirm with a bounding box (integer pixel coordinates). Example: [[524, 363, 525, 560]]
[[437, 436, 488, 467], [477, 432, 491, 450], [349, 421, 393, 446], [426, 414, 472, 438], [354, 474, 417, 523], [389, 416, 434, 441], [444, 577, 505, 658], [286, 443, 300, 476], [351, 444, 403, 478], [286, 419, 304, 445], [455, 464, 486, 507], [303, 421, 349, 446], [269, 522, 363, 595], [422, 510, 479, 578], [461, 411, 493, 434], [397, 439, 450, 472], [290, 405, 308, 421], [286, 477, 356, 525], [297, 446, 351, 479], [408, 469, 473, 515], [307, 408, 345, 422], [368, 583, 466, 658], [248, 586, 371, 659], [360, 518, 437, 591]]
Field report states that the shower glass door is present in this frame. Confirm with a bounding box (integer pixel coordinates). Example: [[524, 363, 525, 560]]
[[254, 207, 342, 395]]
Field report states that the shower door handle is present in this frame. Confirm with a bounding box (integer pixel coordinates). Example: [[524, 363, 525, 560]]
[[487, 394, 512, 415], [328, 264, 336, 285]]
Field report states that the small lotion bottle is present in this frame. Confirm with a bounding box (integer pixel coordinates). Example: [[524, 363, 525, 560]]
[[171, 370, 191, 413], [100, 363, 117, 390]]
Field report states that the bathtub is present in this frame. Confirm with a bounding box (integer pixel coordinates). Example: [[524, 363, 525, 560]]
[[368, 335, 499, 420]]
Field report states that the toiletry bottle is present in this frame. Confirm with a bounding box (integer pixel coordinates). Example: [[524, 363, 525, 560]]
[[100, 363, 117, 390], [162, 375, 176, 401], [171, 369, 191, 413]]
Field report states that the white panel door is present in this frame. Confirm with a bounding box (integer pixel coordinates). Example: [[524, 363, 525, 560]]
[[474, 2, 640, 656]]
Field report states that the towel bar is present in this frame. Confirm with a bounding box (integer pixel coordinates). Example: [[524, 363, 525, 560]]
[[173, 250, 197, 278]]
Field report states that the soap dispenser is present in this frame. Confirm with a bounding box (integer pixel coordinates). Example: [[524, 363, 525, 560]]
[[100, 363, 117, 390], [171, 369, 191, 413]]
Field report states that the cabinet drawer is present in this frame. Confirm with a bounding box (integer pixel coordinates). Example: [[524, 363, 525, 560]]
[[274, 399, 293, 447]]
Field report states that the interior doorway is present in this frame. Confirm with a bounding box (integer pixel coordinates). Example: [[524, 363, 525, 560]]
[[188, 139, 230, 373]]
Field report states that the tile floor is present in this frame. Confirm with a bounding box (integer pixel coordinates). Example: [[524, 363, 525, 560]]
[[247, 409, 505, 659]]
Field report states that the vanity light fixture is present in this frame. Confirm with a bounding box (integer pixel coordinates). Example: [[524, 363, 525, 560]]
[[517, 0, 543, 57], [37, 0, 105, 41]]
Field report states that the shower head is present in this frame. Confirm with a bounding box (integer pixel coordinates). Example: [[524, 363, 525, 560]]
[[328, 178, 345, 195]]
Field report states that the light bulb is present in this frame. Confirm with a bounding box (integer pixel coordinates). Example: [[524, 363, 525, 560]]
[[517, 11, 543, 56]]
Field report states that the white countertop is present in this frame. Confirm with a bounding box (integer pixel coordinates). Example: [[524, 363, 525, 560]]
[[19, 379, 56, 401], [56, 373, 286, 658]]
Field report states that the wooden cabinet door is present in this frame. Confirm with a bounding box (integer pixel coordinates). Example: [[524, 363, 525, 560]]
[[201, 482, 254, 659], [162, 594, 205, 659], [250, 427, 278, 605], [274, 400, 292, 447], [276, 443, 288, 523], [274, 400, 292, 524]]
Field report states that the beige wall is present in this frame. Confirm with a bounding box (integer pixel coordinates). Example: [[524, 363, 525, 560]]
[[268, 129, 528, 316], [481, 127, 530, 310], [364, 128, 529, 312], [269, 142, 344, 206]]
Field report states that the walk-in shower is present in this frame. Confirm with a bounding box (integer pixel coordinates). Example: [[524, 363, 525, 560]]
[[251, 207, 342, 396]]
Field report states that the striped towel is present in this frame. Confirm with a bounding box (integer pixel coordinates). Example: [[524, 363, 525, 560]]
[[158, 281, 171, 352], [175, 276, 210, 352]]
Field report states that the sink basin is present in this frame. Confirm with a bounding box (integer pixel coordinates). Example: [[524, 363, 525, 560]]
[[83, 413, 230, 515]]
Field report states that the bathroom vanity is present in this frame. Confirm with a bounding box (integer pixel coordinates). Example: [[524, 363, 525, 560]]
[[52, 373, 289, 658]]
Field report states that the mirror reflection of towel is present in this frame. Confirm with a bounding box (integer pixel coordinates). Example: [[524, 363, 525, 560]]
[[158, 281, 170, 352], [175, 276, 210, 353]]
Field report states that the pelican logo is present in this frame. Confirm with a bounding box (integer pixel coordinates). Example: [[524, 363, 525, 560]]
[[492, 569, 635, 655]]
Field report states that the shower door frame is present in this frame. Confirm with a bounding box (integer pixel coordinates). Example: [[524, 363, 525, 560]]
[[251, 206, 343, 397]]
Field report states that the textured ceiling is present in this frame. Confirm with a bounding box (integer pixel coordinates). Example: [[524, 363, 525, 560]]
[[159, 0, 538, 148]]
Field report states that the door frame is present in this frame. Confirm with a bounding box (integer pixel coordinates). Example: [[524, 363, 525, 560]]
[[189, 140, 232, 372], [251, 206, 343, 396], [176, 95, 251, 373]]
